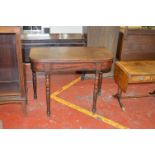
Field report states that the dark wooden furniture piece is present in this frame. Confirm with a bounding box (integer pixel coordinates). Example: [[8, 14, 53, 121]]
[[30, 47, 113, 116], [116, 27, 155, 61], [22, 33, 86, 63], [114, 61, 155, 111], [0, 27, 27, 109]]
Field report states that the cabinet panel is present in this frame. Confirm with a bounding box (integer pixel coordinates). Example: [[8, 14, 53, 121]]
[[116, 28, 155, 60], [0, 27, 26, 105], [0, 34, 19, 82]]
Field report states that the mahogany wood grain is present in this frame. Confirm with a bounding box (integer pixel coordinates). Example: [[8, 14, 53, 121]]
[[30, 47, 112, 63]]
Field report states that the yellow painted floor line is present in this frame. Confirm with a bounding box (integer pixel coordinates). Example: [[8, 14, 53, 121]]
[[50, 76, 128, 129], [52, 95, 128, 129], [51, 77, 81, 97]]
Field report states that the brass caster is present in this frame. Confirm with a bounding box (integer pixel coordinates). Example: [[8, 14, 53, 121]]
[[121, 106, 126, 112]]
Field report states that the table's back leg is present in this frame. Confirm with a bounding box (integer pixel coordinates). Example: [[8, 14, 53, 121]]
[[45, 72, 51, 116], [97, 72, 103, 95], [32, 71, 37, 99], [81, 71, 86, 80]]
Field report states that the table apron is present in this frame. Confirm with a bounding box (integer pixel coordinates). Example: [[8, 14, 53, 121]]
[[31, 61, 112, 73]]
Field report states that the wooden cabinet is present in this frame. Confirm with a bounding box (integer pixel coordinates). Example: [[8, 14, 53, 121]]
[[0, 27, 27, 107], [116, 27, 155, 60]]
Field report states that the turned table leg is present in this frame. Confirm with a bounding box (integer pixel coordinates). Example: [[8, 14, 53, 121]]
[[45, 72, 51, 116], [32, 71, 37, 99], [92, 70, 100, 113]]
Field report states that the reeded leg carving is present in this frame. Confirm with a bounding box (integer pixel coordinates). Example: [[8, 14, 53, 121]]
[[92, 70, 100, 113], [113, 87, 125, 111], [97, 72, 103, 95], [32, 71, 37, 99], [45, 72, 51, 116]]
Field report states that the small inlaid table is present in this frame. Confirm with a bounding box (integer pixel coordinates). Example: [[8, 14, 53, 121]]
[[29, 47, 113, 116], [114, 60, 155, 111]]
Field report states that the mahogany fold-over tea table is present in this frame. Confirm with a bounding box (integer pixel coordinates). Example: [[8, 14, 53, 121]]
[[30, 47, 113, 116]]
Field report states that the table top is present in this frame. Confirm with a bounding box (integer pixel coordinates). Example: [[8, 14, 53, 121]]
[[30, 47, 113, 63], [116, 61, 155, 75]]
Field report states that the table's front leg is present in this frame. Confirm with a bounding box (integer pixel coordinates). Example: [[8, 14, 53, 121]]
[[92, 69, 100, 113], [45, 72, 51, 116]]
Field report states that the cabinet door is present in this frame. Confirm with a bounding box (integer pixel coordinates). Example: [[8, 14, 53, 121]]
[[0, 34, 19, 82]]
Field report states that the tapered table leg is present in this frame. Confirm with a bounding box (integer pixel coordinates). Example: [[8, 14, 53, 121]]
[[92, 70, 100, 113], [45, 72, 51, 116], [97, 72, 103, 95], [32, 71, 37, 99]]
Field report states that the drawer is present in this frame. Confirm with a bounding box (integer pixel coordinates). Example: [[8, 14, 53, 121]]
[[129, 75, 155, 83], [150, 75, 155, 81]]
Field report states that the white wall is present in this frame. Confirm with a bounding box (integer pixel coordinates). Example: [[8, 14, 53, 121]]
[[50, 26, 83, 33]]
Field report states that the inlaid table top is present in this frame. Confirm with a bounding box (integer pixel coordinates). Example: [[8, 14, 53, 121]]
[[116, 61, 155, 76], [114, 60, 155, 93]]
